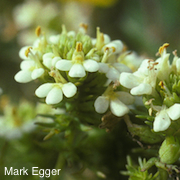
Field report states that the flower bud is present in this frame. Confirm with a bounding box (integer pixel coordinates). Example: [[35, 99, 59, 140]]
[[159, 136, 180, 164]]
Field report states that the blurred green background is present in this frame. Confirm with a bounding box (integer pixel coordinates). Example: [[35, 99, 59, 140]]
[[0, 0, 180, 179]]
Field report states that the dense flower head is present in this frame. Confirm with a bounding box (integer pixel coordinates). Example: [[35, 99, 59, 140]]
[[119, 43, 180, 132], [14, 25, 133, 108]]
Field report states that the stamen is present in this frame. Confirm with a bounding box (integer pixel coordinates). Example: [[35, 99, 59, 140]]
[[173, 49, 178, 56], [148, 108, 153, 116], [159, 81, 165, 89], [25, 47, 32, 57], [96, 27, 104, 50], [158, 43, 169, 55], [147, 59, 158, 70], [76, 42, 83, 52], [144, 98, 154, 106], [49, 69, 67, 84], [79, 23, 88, 32], [35, 26, 41, 37]]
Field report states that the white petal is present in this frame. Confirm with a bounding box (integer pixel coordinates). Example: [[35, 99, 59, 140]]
[[98, 63, 109, 73], [52, 57, 61, 67], [56, 60, 72, 71], [14, 70, 32, 83], [176, 59, 180, 73], [110, 99, 129, 117], [20, 60, 35, 70], [106, 67, 120, 81], [166, 104, 180, 120], [31, 68, 44, 79], [103, 34, 111, 44], [103, 40, 123, 54], [62, 83, 77, 98], [35, 83, 53, 98], [43, 52, 54, 69], [83, 59, 99, 72], [130, 83, 152, 95], [153, 110, 171, 132], [69, 64, 86, 78], [94, 96, 109, 114], [115, 91, 134, 105], [46, 87, 63, 105], [113, 63, 132, 73], [119, 72, 140, 89]]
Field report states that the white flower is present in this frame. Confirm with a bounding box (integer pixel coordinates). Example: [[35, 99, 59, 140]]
[[102, 40, 123, 54], [118, 51, 144, 71], [153, 104, 180, 132], [35, 82, 77, 105], [14, 60, 44, 83], [56, 59, 99, 78], [120, 59, 158, 95], [99, 62, 131, 82], [94, 91, 134, 117], [155, 43, 171, 80], [43, 53, 61, 69]]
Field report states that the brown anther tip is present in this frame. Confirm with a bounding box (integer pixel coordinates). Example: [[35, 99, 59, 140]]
[[76, 42, 83, 52], [173, 49, 178, 56], [104, 47, 110, 52], [35, 26, 41, 37], [80, 23, 88, 31], [153, 62, 159, 65], [158, 81, 165, 89]]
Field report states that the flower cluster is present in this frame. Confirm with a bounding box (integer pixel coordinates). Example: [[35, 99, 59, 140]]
[[15, 25, 136, 119], [120, 43, 180, 132]]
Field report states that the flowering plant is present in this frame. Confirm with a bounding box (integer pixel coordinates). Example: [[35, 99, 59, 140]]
[[12, 24, 180, 179]]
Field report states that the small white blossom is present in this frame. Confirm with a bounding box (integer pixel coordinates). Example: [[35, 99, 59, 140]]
[[14, 60, 44, 83], [102, 40, 123, 55], [56, 59, 99, 78], [43, 52, 61, 69], [35, 82, 77, 105], [155, 43, 171, 80], [99, 62, 131, 82], [94, 91, 134, 117], [153, 104, 180, 132], [120, 59, 158, 95], [118, 51, 144, 71]]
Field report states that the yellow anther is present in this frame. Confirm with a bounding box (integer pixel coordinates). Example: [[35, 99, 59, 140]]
[[25, 47, 32, 57], [159, 81, 165, 89], [112, 46, 116, 52], [148, 108, 153, 116], [35, 26, 41, 37], [158, 43, 169, 55], [80, 23, 88, 31], [76, 42, 83, 52]]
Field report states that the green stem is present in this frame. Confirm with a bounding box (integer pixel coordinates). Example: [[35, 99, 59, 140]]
[[51, 153, 66, 180]]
